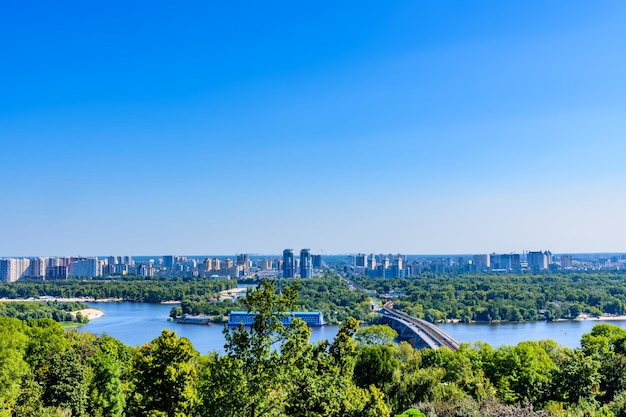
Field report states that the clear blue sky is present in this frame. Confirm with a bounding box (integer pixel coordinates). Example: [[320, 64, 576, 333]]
[[1, 1, 625, 256]]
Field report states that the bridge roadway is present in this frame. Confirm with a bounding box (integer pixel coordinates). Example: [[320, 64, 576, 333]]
[[382, 302, 461, 350]]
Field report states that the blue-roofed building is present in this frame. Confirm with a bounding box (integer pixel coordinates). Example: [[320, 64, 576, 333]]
[[228, 311, 324, 327]]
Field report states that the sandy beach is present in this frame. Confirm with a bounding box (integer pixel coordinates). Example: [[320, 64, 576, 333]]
[[219, 288, 248, 299], [71, 308, 104, 320], [576, 313, 626, 321]]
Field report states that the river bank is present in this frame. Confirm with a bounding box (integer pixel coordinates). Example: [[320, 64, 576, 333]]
[[441, 314, 626, 324], [70, 308, 104, 320]]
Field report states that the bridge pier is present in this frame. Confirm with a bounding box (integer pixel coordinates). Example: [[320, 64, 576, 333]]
[[381, 315, 426, 349]]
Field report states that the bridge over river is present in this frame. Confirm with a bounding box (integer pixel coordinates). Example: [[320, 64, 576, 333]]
[[381, 302, 460, 350]]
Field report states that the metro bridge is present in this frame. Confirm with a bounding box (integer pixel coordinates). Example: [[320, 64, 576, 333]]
[[381, 302, 460, 350]]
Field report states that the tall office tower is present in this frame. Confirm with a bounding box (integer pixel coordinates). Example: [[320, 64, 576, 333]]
[[528, 251, 548, 272], [312, 254, 322, 269], [163, 255, 174, 270], [300, 249, 313, 278], [282, 249, 295, 278]]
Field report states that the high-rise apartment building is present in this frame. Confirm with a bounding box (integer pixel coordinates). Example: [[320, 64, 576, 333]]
[[283, 249, 295, 278], [560, 255, 573, 269], [527, 251, 552, 272], [28, 257, 47, 278], [0, 258, 31, 282], [46, 265, 68, 280], [69, 257, 100, 278], [262, 258, 273, 270], [473, 254, 491, 270], [312, 254, 322, 269], [211, 258, 221, 271], [300, 249, 312, 278], [367, 254, 376, 270], [163, 255, 174, 270]]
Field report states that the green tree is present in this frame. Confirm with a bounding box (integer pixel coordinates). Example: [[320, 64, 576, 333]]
[[0, 318, 29, 417], [485, 342, 557, 405], [394, 410, 426, 417], [87, 335, 128, 417], [552, 348, 601, 404], [354, 345, 400, 389], [128, 329, 199, 417], [222, 279, 298, 417], [43, 350, 88, 417], [356, 325, 398, 346]]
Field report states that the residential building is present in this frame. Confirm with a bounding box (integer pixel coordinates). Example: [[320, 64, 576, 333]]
[[300, 249, 312, 278]]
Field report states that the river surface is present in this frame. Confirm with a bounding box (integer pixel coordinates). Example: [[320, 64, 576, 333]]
[[438, 319, 626, 348], [78, 302, 626, 353], [80, 301, 339, 354]]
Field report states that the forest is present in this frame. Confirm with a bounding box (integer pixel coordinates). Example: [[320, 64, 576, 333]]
[[0, 301, 90, 324], [3, 280, 626, 416], [177, 276, 372, 325], [0, 276, 237, 303], [353, 272, 626, 323]]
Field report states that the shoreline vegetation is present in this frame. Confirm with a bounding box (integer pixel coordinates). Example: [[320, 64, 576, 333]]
[[0, 299, 97, 324], [4, 272, 626, 325], [355, 272, 626, 323], [5, 279, 626, 416]]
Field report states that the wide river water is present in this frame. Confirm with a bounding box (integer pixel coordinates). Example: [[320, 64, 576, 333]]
[[79, 302, 626, 353]]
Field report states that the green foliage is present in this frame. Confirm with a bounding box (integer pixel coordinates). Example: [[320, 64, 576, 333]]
[[356, 325, 399, 346], [0, 318, 29, 417], [42, 349, 88, 417], [354, 345, 400, 389], [128, 329, 199, 417], [87, 335, 128, 417], [0, 301, 90, 323], [395, 410, 426, 417], [8, 276, 626, 416], [276, 275, 371, 324], [354, 272, 626, 323], [0, 276, 237, 303]]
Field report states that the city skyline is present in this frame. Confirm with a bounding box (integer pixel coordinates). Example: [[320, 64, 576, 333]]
[[2, 1, 625, 256], [3, 250, 624, 282]]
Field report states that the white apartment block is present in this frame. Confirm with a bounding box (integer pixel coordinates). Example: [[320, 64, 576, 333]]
[[0, 258, 31, 282]]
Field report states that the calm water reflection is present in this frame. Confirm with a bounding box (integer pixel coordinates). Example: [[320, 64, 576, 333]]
[[438, 319, 626, 348], [79, 302, 626, 352], [80, 302, 339, 354]]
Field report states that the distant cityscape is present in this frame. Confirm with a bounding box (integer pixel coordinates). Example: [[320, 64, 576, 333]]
[[1, 250, 625, 282]]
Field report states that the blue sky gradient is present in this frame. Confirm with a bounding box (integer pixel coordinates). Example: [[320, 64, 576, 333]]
[[2, 1, 625, 256]]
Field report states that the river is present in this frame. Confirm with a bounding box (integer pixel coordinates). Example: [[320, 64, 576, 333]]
[[80, 301, 340, 354], [78, 302, 626, 353]]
